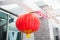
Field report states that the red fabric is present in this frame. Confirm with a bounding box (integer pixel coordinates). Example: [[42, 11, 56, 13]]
[[16, 13, 40, 34]]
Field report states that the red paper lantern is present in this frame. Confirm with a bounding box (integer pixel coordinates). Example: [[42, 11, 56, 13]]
[[16, 13, 40, 38]]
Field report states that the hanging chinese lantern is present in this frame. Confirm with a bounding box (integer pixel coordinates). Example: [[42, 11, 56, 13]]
[[16, 13, 40, 38]]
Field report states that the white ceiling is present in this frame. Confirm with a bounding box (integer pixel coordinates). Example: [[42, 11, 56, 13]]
[[0, 0, 5, 1], [42, 0, 60, 9], [23, 0, 60, 9]]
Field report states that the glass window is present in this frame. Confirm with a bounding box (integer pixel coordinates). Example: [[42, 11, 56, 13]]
[[0, 8, 21, 40]]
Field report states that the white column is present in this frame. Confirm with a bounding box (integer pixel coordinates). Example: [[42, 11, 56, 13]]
[[48, 19, 54, 40]]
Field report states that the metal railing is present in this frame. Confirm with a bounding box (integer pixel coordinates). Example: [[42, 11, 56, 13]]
[[0, 7, 18, 17]]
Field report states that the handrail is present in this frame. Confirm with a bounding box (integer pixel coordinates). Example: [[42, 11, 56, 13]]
[[0, 8, 18, 17]]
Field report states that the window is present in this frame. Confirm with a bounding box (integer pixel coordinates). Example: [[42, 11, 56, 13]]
[[0, 8, 21, 40]]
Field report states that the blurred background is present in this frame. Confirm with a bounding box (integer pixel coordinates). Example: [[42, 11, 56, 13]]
[[0, 0, 60, 40]]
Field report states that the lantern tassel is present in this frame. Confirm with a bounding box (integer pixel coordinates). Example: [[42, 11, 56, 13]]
[[26, 34, 31, 38]]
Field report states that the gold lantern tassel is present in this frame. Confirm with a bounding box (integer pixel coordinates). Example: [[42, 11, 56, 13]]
[[26, 34, 30, 38]]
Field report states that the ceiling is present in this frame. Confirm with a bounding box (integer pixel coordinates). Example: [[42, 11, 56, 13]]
[[43, 0, 60, 9], [22, 0, 60, 9]]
